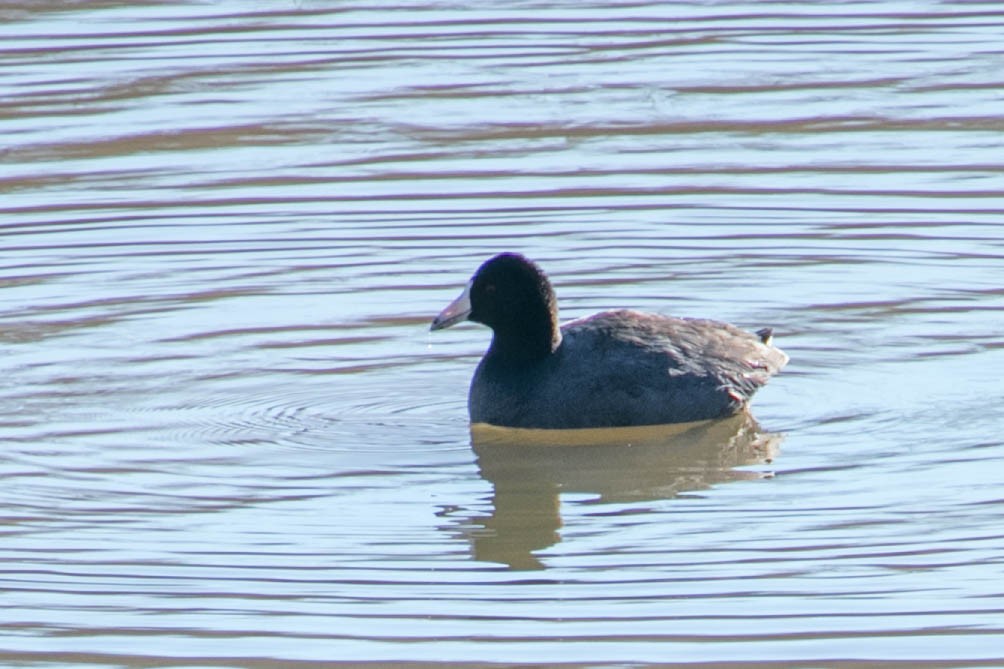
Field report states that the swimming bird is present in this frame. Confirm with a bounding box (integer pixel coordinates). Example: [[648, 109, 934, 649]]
[[431, 253, 787, 429]]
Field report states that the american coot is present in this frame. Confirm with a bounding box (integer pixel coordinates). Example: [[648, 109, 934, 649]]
[[431, 253, 788, 429]]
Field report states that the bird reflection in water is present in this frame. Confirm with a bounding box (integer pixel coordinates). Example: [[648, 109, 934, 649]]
[[452, 412, 781, 570]]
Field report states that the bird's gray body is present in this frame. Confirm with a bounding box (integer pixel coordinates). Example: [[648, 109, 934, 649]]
[[470, 309, 788, 429]]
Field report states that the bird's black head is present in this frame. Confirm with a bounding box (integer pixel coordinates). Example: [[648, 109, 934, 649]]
[[432, 253, 561, 362]]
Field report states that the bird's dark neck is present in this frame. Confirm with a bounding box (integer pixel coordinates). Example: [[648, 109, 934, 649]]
[[487, 316, 561, 365]]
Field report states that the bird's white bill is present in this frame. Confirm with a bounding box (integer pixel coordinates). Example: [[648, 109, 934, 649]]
[[430, 281, 472, 330]]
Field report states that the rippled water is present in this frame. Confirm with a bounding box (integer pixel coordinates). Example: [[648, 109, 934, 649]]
[[3, 2, 1004, 666]]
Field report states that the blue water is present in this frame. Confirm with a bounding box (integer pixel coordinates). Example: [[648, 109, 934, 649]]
[[2, 1, 1004, 666]]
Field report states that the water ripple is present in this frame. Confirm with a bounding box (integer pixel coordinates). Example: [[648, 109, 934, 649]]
[[2, 1, 1004, 666]]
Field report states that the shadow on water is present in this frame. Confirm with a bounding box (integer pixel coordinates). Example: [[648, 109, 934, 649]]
[[459, 413, 781, 570]]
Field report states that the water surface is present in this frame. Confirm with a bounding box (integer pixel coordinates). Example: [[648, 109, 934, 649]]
[[2, 1, 1004, 667]]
